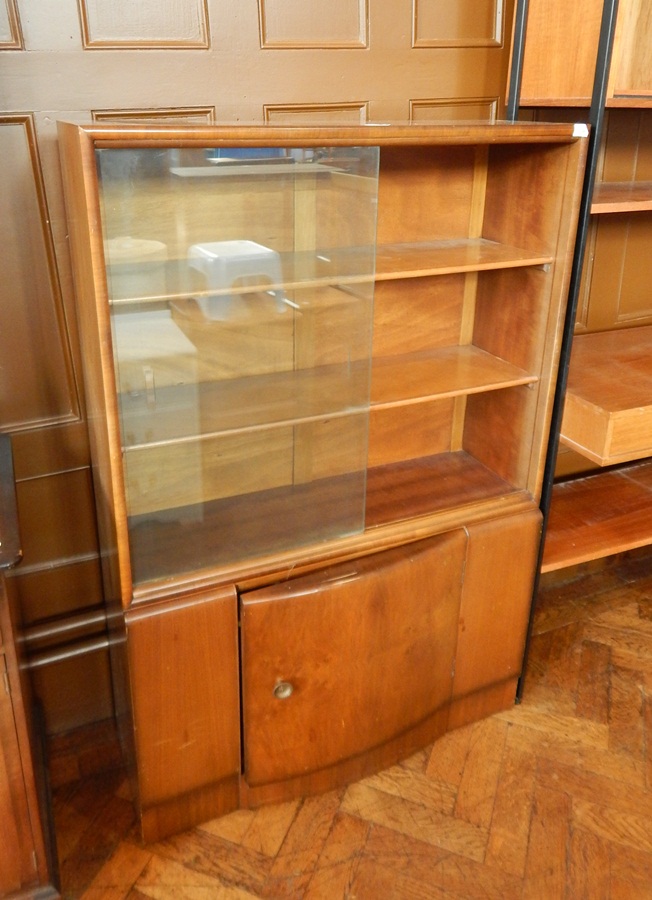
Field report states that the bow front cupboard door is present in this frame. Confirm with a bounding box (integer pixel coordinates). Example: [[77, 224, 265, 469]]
[[240, 509, 541, 807]]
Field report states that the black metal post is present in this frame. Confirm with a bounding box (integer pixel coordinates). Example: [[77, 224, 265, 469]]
[[515, 0, 620, 701], [506, 0, 529, 121]]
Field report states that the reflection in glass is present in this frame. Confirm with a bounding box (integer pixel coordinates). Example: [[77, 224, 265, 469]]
[[95, 144, 380, 582]]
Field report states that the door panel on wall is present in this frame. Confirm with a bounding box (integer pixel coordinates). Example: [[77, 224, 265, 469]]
[[0, 0, 514, 734]]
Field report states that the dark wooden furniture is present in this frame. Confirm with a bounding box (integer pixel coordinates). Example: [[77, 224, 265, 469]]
[[0, 434, 58, 898]]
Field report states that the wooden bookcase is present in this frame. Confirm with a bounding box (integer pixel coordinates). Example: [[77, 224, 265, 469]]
[[514, 0, 652, 573], [57, 121, 586, 840]]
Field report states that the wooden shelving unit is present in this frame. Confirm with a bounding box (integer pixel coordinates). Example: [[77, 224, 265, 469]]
[[542, 459, 652, 571], [58, 120, 585, 841], [513, 0, 652, 574]]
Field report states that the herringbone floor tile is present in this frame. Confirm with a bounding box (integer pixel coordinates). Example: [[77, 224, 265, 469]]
[[52, 552, 652, 898]]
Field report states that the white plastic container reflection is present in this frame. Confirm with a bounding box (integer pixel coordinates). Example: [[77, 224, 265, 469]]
[[188, 240, 287, 320]]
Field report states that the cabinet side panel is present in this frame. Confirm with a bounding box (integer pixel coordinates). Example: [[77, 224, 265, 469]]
[[482, 139, 587, 496], [125, 586, 240, 823], [241, 531, 466, 788], [473, 267, 549, 374], [453, 508, 541, 700], [0, 580, 45, 894], [0, 660, 30, 894], [57, 122, 131, 607], [484, 143, 575, 252], [463, 386, 536, 489]]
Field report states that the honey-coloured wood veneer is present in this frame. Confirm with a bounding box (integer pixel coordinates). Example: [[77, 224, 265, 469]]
[[515, 1, 652, 573], [542, 459, 652, 571], [57, 121, 586, 841], [561, 325, 652, 464]]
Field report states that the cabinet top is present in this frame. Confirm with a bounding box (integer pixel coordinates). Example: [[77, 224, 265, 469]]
[[57, 119, 585, 149]]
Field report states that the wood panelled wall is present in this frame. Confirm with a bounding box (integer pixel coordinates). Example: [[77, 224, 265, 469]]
[[0, 0, 515, 736]]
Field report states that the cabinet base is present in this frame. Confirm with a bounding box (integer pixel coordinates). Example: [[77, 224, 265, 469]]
[[140, 776, 240, 844], [239, 678, 519, 816], [447, 678, 520, 732], [241, 706, 451, 811]]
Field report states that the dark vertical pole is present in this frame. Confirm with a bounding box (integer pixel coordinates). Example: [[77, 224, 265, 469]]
[[506, 0, 529, 121], [515, 0, 620, 701]]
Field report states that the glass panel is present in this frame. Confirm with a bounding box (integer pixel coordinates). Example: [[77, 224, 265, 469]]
[[95, 144, 379, 583]]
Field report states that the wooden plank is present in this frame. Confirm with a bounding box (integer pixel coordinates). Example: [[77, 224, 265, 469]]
[[83, 121, 581, 149], [106, 238, 554, 307], [57, 120, 133, 608], [118, 344, 535, 458], [608, 0, 652, 99], [454, 509, 541, 698], [371, 346, 536, 408], [365, 452, 517, 527], [125, 451, 522, 587], [561, 326, 652, 465], [374, 239, 552, 279], [592, 181, 652, 213], [542, 461, 652, 572]]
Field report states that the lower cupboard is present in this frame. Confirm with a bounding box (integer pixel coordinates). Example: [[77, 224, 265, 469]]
[[123, 507, 541, 842]]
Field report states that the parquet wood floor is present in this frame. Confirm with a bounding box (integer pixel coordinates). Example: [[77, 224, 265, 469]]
[[51, 552, 652, 899]]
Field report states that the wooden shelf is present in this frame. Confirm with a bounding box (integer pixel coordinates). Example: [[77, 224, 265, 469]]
[[108, 238, 553, 306], [371, 346, 536, 408], [121, 345, 535, 450], [515, 0, 652, 573], [591, 180, 652, 213], [169, 161, 333, 178], [542, 460, 652, 572], [365, 452, 517, 528], [120, 360, 370, 449], [128, 450, 519, 584], [560, 325, 652, 465], [606, 96, 652, 109], [373, 240, 552, 279]]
